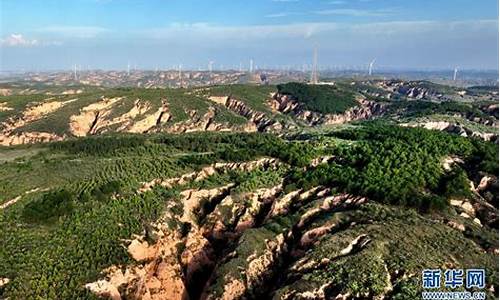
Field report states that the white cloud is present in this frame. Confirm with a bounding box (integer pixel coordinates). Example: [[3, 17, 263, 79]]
[[137, 19, 498, 54], [314, 8, 394, 17], [0, 34, 62, 48], [38, 26, 110, 38], [329, 1, 346, 5], [265, 12, 301, 18], [265, 13, 289, 18], [2, 19, 497, 70], [1, 34, 38, 47], [142, 22, 339, 41]]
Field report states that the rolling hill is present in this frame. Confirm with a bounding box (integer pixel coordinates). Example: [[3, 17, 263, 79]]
[[0, 80, 498, 300]]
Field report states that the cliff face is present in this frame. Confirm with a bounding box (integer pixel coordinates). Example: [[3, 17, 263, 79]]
[[0, 99, 77, 146], [224, 97, 283, 132], [165, 107, 257, 134], [269, 93, 386, 126], [375, 80, 445, 100], [209, 92, 385, 134], [0, 96, 258, 145], [1, 83, 495, 146]]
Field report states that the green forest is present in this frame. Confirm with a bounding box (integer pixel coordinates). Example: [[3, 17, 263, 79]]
[[277, 82, 358, 114], [287, 122, 498, 210]]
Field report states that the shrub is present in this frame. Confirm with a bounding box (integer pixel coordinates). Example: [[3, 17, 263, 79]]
[[22, 190, 75, 223]]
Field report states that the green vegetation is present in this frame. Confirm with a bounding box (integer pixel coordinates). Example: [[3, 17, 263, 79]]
[[412, 80, 458, 94], [212, 104, 248, 125], [406, 114, 499, 134], [0, 131, 318, 299], [389, 100, 494, 122], [287, 123, 498, 210], [0, 81, 498, 300], [21, 190, 75, 224], [206, 84, 276, 113], [275, 203, 497, 299], [439, 167, 472, 199], [277, 82, 357, 114], [0, 94, 71, 121], [11, 88, 214, 135], [467, 85, 499, 95]]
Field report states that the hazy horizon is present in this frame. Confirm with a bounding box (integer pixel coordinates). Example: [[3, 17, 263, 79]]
[[1, 0, 499, 71]]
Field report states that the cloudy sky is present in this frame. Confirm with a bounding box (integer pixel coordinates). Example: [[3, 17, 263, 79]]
[[0, 0, 498, 71]]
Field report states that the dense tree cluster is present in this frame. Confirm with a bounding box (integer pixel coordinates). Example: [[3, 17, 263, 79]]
[[389, 100, 494, 121], [50, 135, 147, 155], [277, 82, 357, 114], [287, 123, 498, 210], [52, 132, 320, 168], [22, 190, 75, 224]]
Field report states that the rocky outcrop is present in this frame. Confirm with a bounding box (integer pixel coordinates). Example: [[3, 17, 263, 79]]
[[476, 175, 496, 194], [269, 93, 385, 126], [208, 95, 284, 132], [0, 99, 76, 145], [442, 156, 464, 171], [86, 231, 189, 300], [138, 158, 280, 193], [0, 187, 50, 210], [0, 277, 9, 289], [402, 121, 499, 142], [480, 103, 499, 119], [450, 194, 499, 229], [165, 108, 230, 133], [0, 196, 21, 210], [227, 98, 282, 132], [203, 185, 283, 240], [0, 87, 391, 146], [215, 233, 288, 300], [126, 100, 170, 133], [204, 193, 367, 300], [0, 89, 11, 96], [62, 89, 83, 95], [66, 95, 257, 138], [323, 99, 384, 125], [88, 181, 285, 300], [90, 154, 370, 300], [376, 80, 445, 100], [69, 97, 124, 137], [0, 131, 64, 146], [0, 102, 13, 111]]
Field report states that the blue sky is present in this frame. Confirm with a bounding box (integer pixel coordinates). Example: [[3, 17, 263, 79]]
[[0, 0, 498, 71]]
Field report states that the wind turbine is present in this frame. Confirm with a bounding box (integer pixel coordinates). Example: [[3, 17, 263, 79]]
[[453, 67, 458, 81], [368, 59, 376, 76], [311, 47, 318, 84], [208, 61, 214, 73]]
